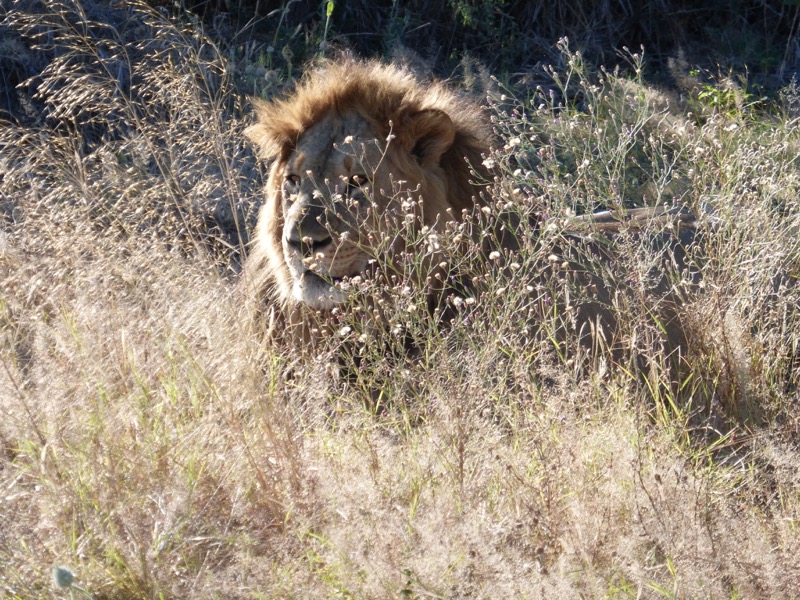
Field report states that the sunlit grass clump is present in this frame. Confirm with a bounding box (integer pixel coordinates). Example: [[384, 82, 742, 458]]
[[1, 3, 799, 599]]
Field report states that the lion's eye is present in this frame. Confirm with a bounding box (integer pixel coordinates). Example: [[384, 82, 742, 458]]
[[285, 174, 300, 188], [348, 175, 369, 188]]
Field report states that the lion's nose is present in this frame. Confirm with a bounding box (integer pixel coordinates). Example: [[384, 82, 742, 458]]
[[285, 203, 335, 256]]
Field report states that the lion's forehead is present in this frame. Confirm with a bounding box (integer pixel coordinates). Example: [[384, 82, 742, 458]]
[[288, 113, 385, 180]]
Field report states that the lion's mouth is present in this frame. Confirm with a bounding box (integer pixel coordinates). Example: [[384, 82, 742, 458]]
[[303, 269, 343, 287]]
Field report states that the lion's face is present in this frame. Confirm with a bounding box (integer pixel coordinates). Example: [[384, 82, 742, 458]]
[[270, 110, 458, 310], [244, 59, 492, 322], [277, 113, 389, 309]]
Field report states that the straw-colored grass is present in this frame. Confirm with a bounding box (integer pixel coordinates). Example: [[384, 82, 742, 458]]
[[1, 3, 798, 598]]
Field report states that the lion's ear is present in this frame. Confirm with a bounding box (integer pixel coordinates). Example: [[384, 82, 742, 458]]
[[245, 99, 293, 159], [404, 109, 456, 167]]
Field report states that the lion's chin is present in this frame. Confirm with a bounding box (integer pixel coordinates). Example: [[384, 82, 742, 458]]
[[293, 270, 348, 310]]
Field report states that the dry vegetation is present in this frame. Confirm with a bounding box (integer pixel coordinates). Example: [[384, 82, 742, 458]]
[[2, 1, 800, 598]]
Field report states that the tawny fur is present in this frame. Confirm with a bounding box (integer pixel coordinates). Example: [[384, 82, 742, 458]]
[[242, 58, 493, 340]]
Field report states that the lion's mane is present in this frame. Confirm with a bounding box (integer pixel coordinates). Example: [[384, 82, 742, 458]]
[[242, 58, 493, 336]]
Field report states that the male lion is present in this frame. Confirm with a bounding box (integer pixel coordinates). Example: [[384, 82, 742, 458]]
[[242, 58, 493, 342], [243, 58, 700, 368]]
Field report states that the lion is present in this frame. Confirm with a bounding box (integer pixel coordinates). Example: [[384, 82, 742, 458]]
[[242, 58, 494, 342], [242, 57, 701, 373]]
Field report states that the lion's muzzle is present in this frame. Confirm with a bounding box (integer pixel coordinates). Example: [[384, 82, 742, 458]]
[[282, 197, 360, 309], [284, 203, 334, 259]]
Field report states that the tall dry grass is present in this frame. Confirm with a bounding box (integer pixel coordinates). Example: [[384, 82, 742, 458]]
[[1, 3, 799, 599]]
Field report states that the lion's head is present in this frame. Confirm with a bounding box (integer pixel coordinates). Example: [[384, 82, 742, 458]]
[[243, 59, 492, 319]]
